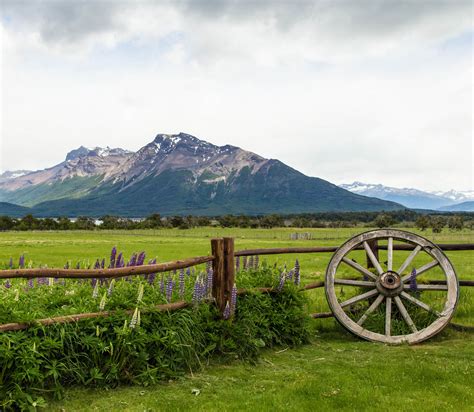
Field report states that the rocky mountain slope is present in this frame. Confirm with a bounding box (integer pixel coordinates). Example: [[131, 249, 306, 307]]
[[0, 133, 403, 216]]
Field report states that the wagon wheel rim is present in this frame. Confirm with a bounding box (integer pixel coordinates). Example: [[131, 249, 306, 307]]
[[325, 229, 459, 344]]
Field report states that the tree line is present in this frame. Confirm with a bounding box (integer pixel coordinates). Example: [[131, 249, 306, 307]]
[[0, 211, 472, 231]]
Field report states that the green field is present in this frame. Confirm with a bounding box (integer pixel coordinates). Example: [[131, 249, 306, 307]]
[[1, 227, 473, 411]]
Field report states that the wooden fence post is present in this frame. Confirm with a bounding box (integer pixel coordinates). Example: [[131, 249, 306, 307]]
[[223, 237, 235, 312], [366, 239, 379, 269], [211, 238, 235, 316], [211, 238, 225, 313]]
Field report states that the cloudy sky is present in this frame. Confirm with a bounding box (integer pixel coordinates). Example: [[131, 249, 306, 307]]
[[0, 0, 472, 191]]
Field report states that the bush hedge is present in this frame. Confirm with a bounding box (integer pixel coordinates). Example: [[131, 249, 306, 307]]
[[0, 266, 309, 410]]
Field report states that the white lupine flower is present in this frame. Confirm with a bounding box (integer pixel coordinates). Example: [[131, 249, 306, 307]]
[[137, 284, 144, 304], [129, 307, 139, 329], [99, 292, 107, 311], [92, 282, 99, 298]]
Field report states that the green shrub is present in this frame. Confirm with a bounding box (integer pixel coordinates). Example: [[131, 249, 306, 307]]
[[0, 267, 309, 410]]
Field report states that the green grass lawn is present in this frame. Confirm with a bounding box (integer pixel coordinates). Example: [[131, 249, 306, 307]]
[[1, 227, 473, 411]]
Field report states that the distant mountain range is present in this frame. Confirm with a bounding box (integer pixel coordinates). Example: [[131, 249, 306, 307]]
[[340, 182, 474, 211], [0, 133, 403, 217], [438, 201, 474, 212]]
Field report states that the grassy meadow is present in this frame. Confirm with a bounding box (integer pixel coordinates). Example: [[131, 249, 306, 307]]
[[1, 227, 473, 411]]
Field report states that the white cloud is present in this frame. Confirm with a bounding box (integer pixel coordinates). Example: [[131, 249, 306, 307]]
[[0, 0, 472, 191]]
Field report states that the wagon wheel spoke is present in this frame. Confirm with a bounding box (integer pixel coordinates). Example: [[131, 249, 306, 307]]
[[404, 284, 448, 291], [342, 257, 378, 281], [385, 297, 392, 336], [401, 260, 439, 282], [340, 289, 379, 308], [363, 241, 384, 275], [394, 296, 418, 333], [334, 279, 375, 287], [387, 237, 393, 271], [357, 294, 385, 326], [397, 245, 422, 275], [400, 291, 439, 316]]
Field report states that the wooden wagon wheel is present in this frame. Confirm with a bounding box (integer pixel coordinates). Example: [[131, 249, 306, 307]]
[[325, 229, 459, 344]]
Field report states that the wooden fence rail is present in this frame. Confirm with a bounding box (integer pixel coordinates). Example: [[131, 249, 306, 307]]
[[234, 243, 474, 256], [0, 255, 214, 280]]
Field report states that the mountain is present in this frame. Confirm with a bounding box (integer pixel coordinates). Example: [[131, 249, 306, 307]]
[[340, 182, 474, 210], [0, 202, 31, 217], [0, 170, 32, 183], [439, 201, 474, 212], [0, 146, 132, 206], [430, 189, 474, 204], [0, 133, 404, 216]]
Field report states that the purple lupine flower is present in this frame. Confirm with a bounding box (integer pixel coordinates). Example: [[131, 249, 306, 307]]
[[223, 301, 231, 320], [206, 260, 212, 273], [160, 275, 165, 294], [254, 255, 259, 269], [200, 278, 207, 301], [147, 259, 157, 284], [94, 259, 101, 269], [137, 252, 146, 266], [236, 256, 240, 272], [179, 269, 185, 298], [110, 247, 117, 268], [207, 268, 213, 297], [192, 277, 201, 304], [409, 268, 418, 294], [230, 283, 237, 316], [199, 273, 206, 297], [186, 267, 191, 277], [286, 269, 294, 281], [91, 278, 97, 288], [294, 259, 300, 286], [75, 262, 81, 269], [19, 255, 25, 269], [28, 278, 34, 288], [101, 258, 105, 269], [243, 256, 248, 270], [5, 280, 11, 289], [249, 256, 254, 269], [166, 277, 174, 301], [277, 271, 286, 291], [9, 257, 13, 269], [116, 253, 124, 268], [64, 261, 70, 270], [148, 272, 156, 285], [129, 253, 137, 267]]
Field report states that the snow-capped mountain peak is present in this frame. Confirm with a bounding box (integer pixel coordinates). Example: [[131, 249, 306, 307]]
[[0, 170, 32, 181], [340, 181, 474, 211], [66, 146, 131, 162], [429, 189, 474, 202]]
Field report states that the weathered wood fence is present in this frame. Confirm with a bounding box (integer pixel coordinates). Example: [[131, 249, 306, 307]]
[[1, 237, 473, 332]]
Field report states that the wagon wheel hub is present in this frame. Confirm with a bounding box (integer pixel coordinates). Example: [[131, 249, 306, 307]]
[[376, 271, 403, 296]]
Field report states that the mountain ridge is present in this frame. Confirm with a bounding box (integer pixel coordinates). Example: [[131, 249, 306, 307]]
[[0, 133, 404, 216], [340, 181, 474, 211]]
